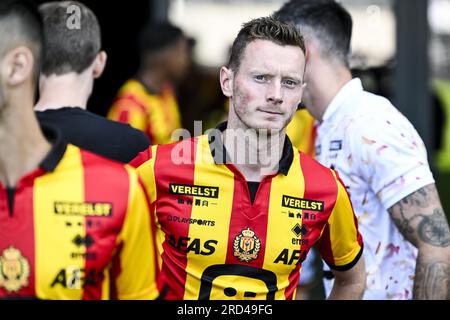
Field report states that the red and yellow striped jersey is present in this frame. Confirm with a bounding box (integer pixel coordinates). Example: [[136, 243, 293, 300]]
[[108, 79, 182, 145], [0, 127, 159, 300], [286, 109, 316, 157], [133, 123, 363, 300]]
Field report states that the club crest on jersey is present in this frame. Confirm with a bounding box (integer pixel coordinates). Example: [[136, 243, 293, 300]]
[[0, 246, 30, 293], [233, 228, 261, 262]]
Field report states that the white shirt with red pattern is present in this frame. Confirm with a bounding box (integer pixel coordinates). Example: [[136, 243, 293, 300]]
[[316, 78, 435, 300]]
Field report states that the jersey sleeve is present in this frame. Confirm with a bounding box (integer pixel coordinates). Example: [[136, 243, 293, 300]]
[[129, 145, 153, 168], [133, 145, 158, 204], [348, 108, 435, 210], [316, 171, 364, 270], [108, 98, 148, 133], [110, 167, 160, 299]]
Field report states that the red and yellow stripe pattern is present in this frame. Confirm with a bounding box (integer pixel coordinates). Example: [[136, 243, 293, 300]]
[[286, 109, 316, 157], [136, 133, 362, 300], [0, 145, 159, 299], [108, 79, 182, 145]]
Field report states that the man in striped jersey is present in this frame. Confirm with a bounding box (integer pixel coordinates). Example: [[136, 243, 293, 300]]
[[0, 0, 159, 299], [132, 16, 366, 300], [107, 22, 189, 145]]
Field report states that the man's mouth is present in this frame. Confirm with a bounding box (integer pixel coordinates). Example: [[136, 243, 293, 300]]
[[258, 109, 282, 115]]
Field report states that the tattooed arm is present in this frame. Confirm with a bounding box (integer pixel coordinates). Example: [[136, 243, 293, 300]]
[[388, 184, 450, 299]]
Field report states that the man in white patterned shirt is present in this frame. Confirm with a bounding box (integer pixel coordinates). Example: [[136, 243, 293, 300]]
[[275, 0, 450, 299]]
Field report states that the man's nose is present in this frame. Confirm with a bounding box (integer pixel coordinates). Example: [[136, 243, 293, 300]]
[[266, 81, 283, 105]]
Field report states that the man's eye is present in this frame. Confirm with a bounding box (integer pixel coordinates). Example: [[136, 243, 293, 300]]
[[255, 75, 266, 81], [283, 79, 298, 87]]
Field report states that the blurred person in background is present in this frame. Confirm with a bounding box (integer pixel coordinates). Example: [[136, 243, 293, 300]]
[[35, 1, 149, 163], [0, 0, 159, 299], [177, 37, 228, 136], [275, 0, 450, 299], [108, 21, 189, 145]]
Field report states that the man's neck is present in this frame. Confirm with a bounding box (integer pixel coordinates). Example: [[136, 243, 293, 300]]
[[35, 72, 93, 111], [308, 63, 352, 121], [137, 69, 167, 94], [223, 119, 286, 182], [0, 103, 51, 187]]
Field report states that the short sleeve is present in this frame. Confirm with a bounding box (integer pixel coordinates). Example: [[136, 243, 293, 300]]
[[134, 145, 158, 204], [110, 168, 160, 299], [348, 107, 435, 210]]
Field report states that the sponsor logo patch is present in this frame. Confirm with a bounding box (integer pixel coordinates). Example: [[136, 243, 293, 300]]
[[167, 215, 215, 227], [291, 223, 307, 237], [282, 195, 324, 212], [54, 201, 112, 217], [169, 183, 219, 198]]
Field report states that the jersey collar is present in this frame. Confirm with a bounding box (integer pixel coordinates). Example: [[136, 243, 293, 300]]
[[208, 122, 294, 176], [38, 124, 67, 172], [322, 78, 364, 122]]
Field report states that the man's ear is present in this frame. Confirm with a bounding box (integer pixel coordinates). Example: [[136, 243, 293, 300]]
[[2, 46, 34, 86], [93, 51, 107, 79], [219, 66, 234, 98], [304, 43, 311, 63], [305, 40, 320, 63]]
